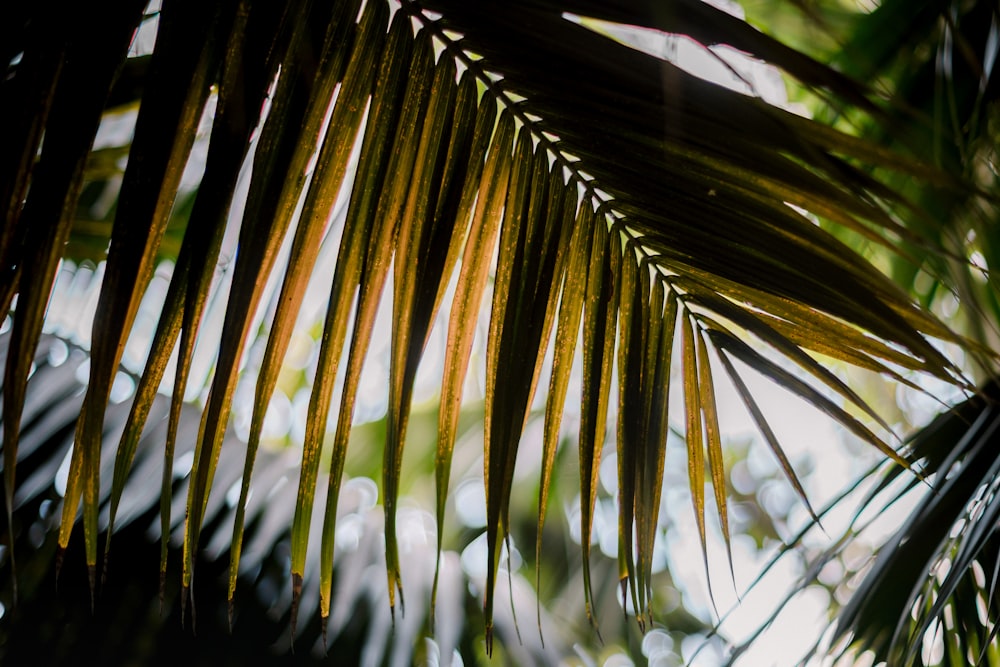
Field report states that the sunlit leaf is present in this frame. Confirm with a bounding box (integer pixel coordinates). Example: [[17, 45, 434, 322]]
[[2, 2, 992, 663], [681, 306, 713, 612], [433, 107, 514, 622], [706, 326, 911, 471], [227, 0, 372, 631], [576, 214, 618, 637], [535, 197, 591, 632], [695, 323, 735, 591], [178, 0, 318, 622], [313, 14, 426, 632]]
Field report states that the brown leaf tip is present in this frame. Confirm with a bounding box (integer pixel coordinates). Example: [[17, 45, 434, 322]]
[[101, 551, 110, 587], [87, 564, 96, 612], [289, 573, 303, 651], [321, 612, 329, 656], [54, 546, 66, 589], [158, 569, 166, 616]]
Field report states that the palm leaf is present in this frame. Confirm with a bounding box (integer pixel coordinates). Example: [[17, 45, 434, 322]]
[[821, 380, 1000, 665], [0, 331, 571, 664], [1, 0, 989, 659]]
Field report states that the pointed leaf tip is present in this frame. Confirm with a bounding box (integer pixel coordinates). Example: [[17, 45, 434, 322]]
[[586, 601, 605, 645], [180, 583, 188, 629], [54, 546, 66, 591], [158, 570, 166, 617], [88, 564, 96, 612], [290, 572, 303, 645]]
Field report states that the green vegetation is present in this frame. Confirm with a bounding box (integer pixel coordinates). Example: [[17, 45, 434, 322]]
[[1, 1, 998, 664]]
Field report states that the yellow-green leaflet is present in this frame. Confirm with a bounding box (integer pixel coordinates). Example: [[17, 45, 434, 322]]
[[314, 20, 432, 629], [434, 108, 515, 639], [428, 73, 497, 619], [576, 216, 619, 638], [615, 240, 645, 619], [535, 199, 592, 635], [637, 285, 677, 622], [228, 0, 379, 630], [696, 324, 736, 593], [482, 128, 536, 652], [681, 306, 714, 612], [383, 48, 459, 632]]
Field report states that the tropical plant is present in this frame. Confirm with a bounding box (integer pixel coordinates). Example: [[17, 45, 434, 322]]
[[1, 0, 996, 664], [748, 1, 1000, 665]]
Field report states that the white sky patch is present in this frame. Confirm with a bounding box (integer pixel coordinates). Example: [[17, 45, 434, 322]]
[[564, 11, 790, 111]]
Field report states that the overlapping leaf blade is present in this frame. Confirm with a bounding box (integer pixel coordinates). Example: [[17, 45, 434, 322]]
[[78, 0, 228, 595], [636, 285, 676, 622], [615, 241, 644, 619], [227, 0, 373, 626], [576, 215, 619, 636], [308, 12, 422, 634], [433, 107, 514, 621], [102, 0, 230, 579], [696, 323, 735, 592], [1, 1, 992, 661], [533, 187, 592, 636], [179, 0, 318, 621], [714, 350, 818, 523], [481, 135, 573, 651], [427, 72, 497, 618], [287, 7, 418, 640], [706, 326, 910, 470], [6, 1, 150, 602], [681, 307, 713, 611]]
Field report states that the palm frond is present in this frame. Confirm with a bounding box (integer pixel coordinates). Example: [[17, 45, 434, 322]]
[[1, 331, 581, 665], [1, 0, 988, 658], [818, 379, 1000, 666], [744, 2, 1000, 663]]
